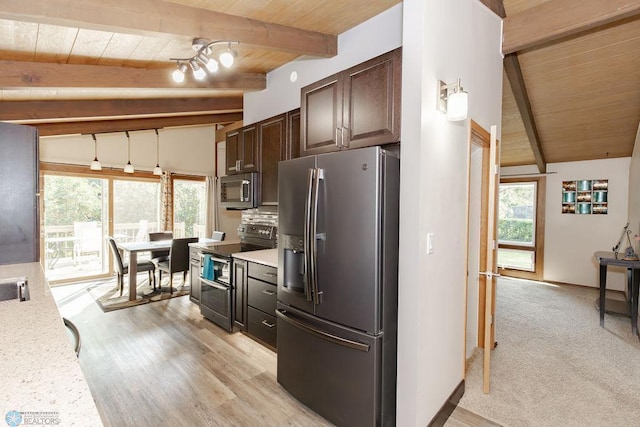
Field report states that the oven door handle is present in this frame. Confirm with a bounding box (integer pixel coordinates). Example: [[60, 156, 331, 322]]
[[210, 257, 231, 264], [201, 278, 229, 291]]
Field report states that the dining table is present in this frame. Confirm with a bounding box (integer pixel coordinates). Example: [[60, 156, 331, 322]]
[[117, 237, 219, 301]]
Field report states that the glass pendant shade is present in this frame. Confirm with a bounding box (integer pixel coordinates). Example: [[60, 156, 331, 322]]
[[124, 162, 134, 174], [90, 158, 102, 171], [447, 90, 468, 121], [172, 64, 187, 83], [153, 165, 163, 176]]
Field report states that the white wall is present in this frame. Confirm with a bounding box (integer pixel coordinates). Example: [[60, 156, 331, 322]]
[[242, 4, 403, 124], [397, 0, 503, 425], [40, 125, 217, 176], [544, 158, 630, 290], [627, 123, 640, 253]]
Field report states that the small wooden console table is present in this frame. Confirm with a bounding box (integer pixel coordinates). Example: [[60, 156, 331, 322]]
[[593, 251, 640, 337]]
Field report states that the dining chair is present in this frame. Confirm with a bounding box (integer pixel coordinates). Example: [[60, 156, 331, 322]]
[[156, 237, 199, 293], [106, 237, 157, 294], [149, 231, 173, 264]]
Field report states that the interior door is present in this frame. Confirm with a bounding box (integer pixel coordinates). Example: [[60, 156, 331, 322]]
[[482, 125, 500, 393]]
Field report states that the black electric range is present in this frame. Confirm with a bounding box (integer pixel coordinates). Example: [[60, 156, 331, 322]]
[[201, 242, 270, 259]]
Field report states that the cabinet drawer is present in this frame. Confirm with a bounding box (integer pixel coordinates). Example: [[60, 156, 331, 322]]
[[247, 306, 277, 348], [247, 278, 277, 314], [248, 262, 277, 285]]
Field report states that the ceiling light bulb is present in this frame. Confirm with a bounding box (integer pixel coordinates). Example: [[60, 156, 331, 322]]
[[219, 47, 237, 68], [190, 60, 206, 80], [205, 58, 219, 73], [197, 53, 219, 73], [172, 63, 187, 83]]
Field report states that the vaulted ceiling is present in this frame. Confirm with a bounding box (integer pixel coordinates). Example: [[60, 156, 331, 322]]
[[0, 0, 638, 169]]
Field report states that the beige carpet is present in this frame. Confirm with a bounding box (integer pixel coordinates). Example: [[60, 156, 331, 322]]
[[459, 277, 640, 427], [87, 275, 190, 312]]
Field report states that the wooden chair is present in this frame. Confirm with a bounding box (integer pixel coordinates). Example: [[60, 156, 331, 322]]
[[106, 237, 156, 294], [156, 237, 199, 293]]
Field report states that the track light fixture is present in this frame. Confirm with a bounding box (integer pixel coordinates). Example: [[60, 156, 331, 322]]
[[170, 39, 239, 83]]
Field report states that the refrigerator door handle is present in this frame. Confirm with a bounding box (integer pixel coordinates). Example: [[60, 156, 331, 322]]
[[304, 168, 315, 302], [310, 168, 324, 305], [276, 309, 370, 352]]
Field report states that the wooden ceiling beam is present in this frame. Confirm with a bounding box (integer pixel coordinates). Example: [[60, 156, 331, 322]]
[[0, 0, 337, 57], [0, 97, 243, 121], [34, 113, 243, 136], [0, 61, 265, 90], [504, 54, 546, 173], [478, 0, 505, 18], [503, 0, 640, 54]]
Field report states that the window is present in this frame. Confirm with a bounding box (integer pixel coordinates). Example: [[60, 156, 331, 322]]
[[173, 179, 207, 238], [497, 181, 542, 275]]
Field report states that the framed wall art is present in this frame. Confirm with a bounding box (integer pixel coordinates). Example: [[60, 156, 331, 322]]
[[562, 179, 608, 214]]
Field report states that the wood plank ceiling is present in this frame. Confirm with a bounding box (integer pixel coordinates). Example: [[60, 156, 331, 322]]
[[501, 0, 640, 169], [0, 0, 638, 170]]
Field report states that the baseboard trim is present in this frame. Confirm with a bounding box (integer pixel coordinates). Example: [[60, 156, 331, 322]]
[[427, 380, 465, 427]]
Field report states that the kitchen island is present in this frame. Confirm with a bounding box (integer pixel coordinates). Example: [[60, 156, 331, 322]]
[[0, 262, 103, 426]]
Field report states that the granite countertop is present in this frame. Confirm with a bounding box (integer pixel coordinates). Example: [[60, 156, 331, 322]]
[[0, 262, 103, 426], [232, 248, 278, 268]]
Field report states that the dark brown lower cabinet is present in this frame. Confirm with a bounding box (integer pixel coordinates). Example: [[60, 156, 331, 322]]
[[233, 259, 248, 329], [246, 262, 278, 349]]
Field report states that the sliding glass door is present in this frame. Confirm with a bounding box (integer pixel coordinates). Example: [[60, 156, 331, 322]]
[[43, 175, 109, 282]]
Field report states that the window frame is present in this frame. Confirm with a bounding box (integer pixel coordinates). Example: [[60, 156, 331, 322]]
[[497, 176, 546, 281]]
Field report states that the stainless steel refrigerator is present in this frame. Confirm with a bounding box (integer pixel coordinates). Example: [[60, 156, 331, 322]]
[[276, 146, 399, 427]]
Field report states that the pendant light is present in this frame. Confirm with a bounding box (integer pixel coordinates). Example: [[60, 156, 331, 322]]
[[90, 133, 102, 171], [153, 129, 163, 176], [124, 131, 134, 173]]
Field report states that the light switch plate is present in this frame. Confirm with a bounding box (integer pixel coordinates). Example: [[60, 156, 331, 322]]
[[426, 233, 434, 254]]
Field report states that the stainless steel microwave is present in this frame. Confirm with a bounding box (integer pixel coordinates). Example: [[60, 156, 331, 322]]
[[220, 172, 258, 209]]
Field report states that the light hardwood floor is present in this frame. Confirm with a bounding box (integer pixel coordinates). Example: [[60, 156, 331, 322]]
[[53, 280, 498, 427]]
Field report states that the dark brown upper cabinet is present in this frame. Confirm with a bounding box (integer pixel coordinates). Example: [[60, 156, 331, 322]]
[[300, 47, 402, 157], [258, 109, 301, 205], [225, 124, 258, 175], [258, 114, 286, 205]]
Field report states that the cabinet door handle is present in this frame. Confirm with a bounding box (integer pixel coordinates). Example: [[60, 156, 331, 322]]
[[341, 126, 348, 148], [335, 128, 340, 148], [264, 272, 277, 278], [261, 289, 276, 296], [261, 320, 276, 328]]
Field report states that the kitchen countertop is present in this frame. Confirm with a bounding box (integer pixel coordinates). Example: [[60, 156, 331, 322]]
[[0, 262, 103, 426], [232, 248, 278, 268]]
